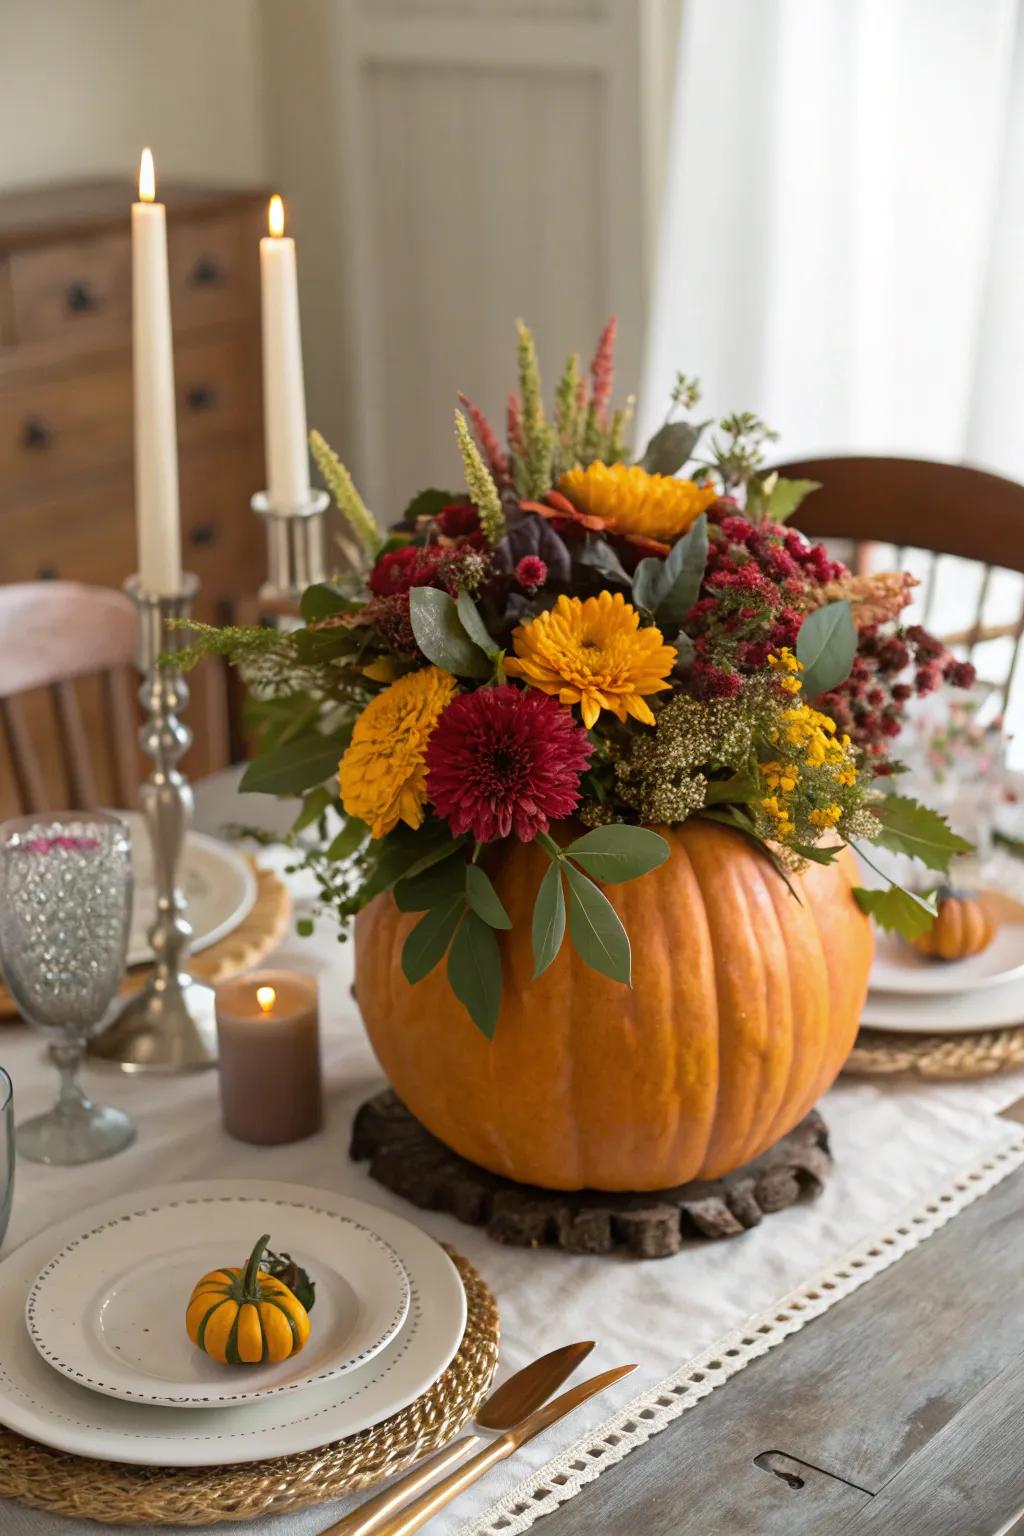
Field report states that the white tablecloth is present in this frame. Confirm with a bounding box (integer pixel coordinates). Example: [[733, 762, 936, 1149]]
[[2, 780, 1023, 1536]]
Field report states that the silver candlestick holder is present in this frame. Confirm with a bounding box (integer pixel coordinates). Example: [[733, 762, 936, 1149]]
[[89, 572, 218, 1073], [252, 489, 329, 608]]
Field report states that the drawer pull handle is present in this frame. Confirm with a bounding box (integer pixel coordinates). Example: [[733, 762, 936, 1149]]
[[22, 417, 53, 450], [186, 384, 218, 412], [66, 280, 98, 313], [191, 256, 224, 287], [37, 564, 59, 580], [189, 522, 218, 547]]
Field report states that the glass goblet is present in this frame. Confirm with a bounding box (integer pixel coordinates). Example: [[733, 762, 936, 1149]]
[[0, 812, 136, 1166]]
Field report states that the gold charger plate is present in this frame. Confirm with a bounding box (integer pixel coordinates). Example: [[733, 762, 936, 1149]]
[[0, 1248, 499, 1527], [0, 860, 291, 1022]]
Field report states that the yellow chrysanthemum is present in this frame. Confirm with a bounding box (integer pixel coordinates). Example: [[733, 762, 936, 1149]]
[[339, 666, 458, 838], [559, 462, 718, 545], [505, 591, 674, 730]]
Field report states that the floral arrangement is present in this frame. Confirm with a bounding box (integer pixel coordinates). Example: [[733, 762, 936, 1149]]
[[181, 320, 973, 1034]]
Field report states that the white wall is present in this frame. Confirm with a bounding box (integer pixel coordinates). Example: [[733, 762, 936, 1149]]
[[0, 0, 267, 190]]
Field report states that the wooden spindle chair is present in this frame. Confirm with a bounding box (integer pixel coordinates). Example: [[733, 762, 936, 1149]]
[[773, 456, 1024, 710], [0, 583, 140, 819]]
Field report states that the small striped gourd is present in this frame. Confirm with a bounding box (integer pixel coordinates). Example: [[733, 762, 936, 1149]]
[[185, 1234, 311, 1366]]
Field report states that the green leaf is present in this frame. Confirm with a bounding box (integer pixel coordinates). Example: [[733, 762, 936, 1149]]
[[402, 489, 463, 525], [632, 516, 708, 625], [299, 583, 353, 623], [796, 600, 857, 697], [577, 537, 631, 584], [532, 861, 566, 978], [631, 555, 667, 614], [456, 591, 501, 658], [465, 864, 512, 928], [401, 893, 466, 983], [791, 841, 842, 865], [853, 883, 937, 939], [291, 786, 334, 834], [239, 731, 349, 797], [326, 817, 369, 861], [395, 851, 468, 912], [296, 917, 315, 938], [673, 632, 695, 668], [869, 795, 973, 872], [409, 587, 491, 678], [398, 835, 467, 885], [361, 824, 459, 900], [564, 863, 631, 985], [563, 825, 669, 883], [447, 911, 503, 1037], [747, 474, 821, 524], [704, 770, 759, 806], [637, 419, 708, 476]]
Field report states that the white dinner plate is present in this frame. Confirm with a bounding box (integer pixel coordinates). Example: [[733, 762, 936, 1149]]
[[861, 973, 1024, 1034], [26, 1194, 410, 1408], [0, 1182, 467, 1466], [123, 811, 256, 965], [869, 921, 1024, 997]]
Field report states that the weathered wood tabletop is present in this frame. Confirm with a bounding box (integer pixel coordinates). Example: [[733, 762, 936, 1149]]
[[543, 1102, 1024, 1536]]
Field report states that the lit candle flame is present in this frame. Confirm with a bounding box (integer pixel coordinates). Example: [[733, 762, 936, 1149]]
[[139, 147, 156, 203], [268, 194, 285, 238], [256, 985, 276, 1014]]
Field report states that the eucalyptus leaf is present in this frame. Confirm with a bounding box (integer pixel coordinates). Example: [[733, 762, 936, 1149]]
[[401, 893, 466, 984], [563, 825, 669, 883], [532, 861, 566, 978], [637, 419, 708, 476], [869, 795, 973, 872], [576, 536, 631, 585], [564, 863, 631, 985], [655, 515, 708, 627], [409, 587, 491, 678], [465, 864, 512, 929], [447, 911, 503, 1037], [456, 591, 501, 658], [796, 600, 857, 697], [852, 883, 937, 939], [239, 731, 350, 797]]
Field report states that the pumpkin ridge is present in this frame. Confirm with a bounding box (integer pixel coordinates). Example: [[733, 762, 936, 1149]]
[[751, 852, 809, 1158], [733, 853, 786, 1168], [194, 1297, 226, 1352]]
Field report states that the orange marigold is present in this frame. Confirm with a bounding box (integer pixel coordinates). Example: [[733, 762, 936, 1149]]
[[505, 591, 674, 729], [339, 666, 458, 838], [559, 462, 717, 545]]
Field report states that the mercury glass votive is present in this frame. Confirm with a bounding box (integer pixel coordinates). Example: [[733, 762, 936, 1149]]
[[0, 812, 136, 1165]]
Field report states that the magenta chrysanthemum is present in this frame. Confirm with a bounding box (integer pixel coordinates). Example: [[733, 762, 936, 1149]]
[[425, 685, 592, 843]]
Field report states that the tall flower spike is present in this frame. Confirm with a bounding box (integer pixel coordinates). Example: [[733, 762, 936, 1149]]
[[589, 316, 617, 425], [607, 392, 635, 464], [515, 318, 554, 498], [309, 430, 382, 559], [554, 351, 582, 474], [507, 392, 526, 458], [457, 391, 510, 488], [455, 410, 506, 543]]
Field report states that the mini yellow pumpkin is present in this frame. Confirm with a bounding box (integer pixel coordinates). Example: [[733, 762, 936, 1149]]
[[911, 889, 997, 961], [185, 1234, 311, 1366]]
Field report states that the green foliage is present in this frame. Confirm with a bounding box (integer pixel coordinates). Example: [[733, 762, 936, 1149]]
[[447, 911, 503, 1038], [515, 318, 556, 498], [637, 420, 707, 477], [402, 488, 462, 525], [796, 600, 857, 697], [561, 825, 669, 883], [632, 516, 708, 628], [309, 429, 382, 558], [299, 584, 358, 623], [564, 862, 631, 985], [456, 591, 501, 658], [869, 795, 972, 872], [402, 893, 466, 984], [710, 411, 779, 490], [746, 474, 821, 524], [454, 411, 506, 542], [292, 786, 335, 833], [465, 864, 512, 929], [853, 883, 937, 938], [408, 587, 492, 678], [239, 728, 351, 796], [394, 850, 467, 912], [326, 817, 368, 861], [531, 861, 566, 978]]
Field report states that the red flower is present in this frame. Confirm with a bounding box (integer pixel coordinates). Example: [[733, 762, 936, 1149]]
[[436, 502, 481, 538], [515, 555, 547, 590], [426, 685, 592, 843], [368, 545, 441, 597]]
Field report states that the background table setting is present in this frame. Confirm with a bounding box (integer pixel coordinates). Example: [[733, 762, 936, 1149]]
[[5, 151, 1024, 1536]]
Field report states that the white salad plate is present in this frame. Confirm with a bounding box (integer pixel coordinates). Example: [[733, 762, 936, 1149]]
[[861, 973, 1024, 1034], [26, 1192, 411, 1408], [0, 1182, 467, 1466], [123, 810, 256, 966], [869, 920, 1024, 997]]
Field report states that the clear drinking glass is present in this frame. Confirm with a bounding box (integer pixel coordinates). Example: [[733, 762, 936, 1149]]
[[0, 812, 136, 1165], [0, 1069, 12, 1248]]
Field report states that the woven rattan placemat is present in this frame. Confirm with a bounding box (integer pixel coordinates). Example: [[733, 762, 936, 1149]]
[[845, 1024, 1024, 1079], [0, 1247, 499, 1527], [0, 860, 291, 1021]]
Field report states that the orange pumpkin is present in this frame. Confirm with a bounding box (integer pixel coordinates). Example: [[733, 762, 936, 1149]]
[[911, 890, 996, 961], [355, 820, 873, 1192]]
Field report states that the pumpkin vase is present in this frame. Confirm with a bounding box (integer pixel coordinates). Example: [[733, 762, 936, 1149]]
[[355, 820, 873, 1193]]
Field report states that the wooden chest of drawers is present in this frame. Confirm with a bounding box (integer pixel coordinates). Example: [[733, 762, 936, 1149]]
[[0, 179, 269, 799]]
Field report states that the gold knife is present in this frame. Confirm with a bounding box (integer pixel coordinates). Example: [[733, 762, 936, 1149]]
[[323, 1341, 596, 1536], [375, 1363, 637, 1536]]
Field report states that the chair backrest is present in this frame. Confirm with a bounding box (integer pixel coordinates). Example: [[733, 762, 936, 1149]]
[[0, 582, 139, 816], [773, 455, 1024, 707]]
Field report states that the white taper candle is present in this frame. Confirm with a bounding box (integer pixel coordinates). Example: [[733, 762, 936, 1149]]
[[260, 195, 311, 514], [131, 147, 182, 596]]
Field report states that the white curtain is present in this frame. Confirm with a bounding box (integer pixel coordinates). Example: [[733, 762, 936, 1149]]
[[640, 0, 1024, 477]]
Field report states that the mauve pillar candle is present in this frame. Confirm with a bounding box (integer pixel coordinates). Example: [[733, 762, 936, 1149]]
[[215, 970, 322, 1144]]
